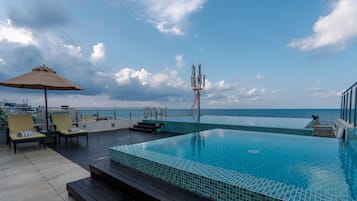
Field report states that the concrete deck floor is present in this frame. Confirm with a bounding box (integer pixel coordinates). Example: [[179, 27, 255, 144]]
[[0, 144, 90, 201]]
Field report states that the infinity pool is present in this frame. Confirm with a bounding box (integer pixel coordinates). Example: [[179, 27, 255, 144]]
[[164, 115, 312, 129], [111, 129, 356, 200]]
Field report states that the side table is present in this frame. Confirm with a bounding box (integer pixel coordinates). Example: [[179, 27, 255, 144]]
[[39, 130, 58, 144]]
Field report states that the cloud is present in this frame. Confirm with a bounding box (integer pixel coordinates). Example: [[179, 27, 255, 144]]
[[238, 87, 277, 103], [288, 0, 357, 51], [307, 87, 341, 98], [129, 0, 205, 35], [0, 57, 6, 65], [8, 0, 70, 29], [205, 79, 233, 91], [256, 74, 265, 80], [194, 77, 279, 107], [109, 67, 192, 101], [64, 44, 82, 58], [0, 16, 192, 103], [114, 67, 186, 89], [0, 5, 282, 108], [175, 54, 184, 68], [90, 42, 105, 64], [0, 19, 38, 46], [205, 92, 239, 105], [246, 88, 258, 96]]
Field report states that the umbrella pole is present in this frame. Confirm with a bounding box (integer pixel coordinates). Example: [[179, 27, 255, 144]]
[[45, 88, 49, 131]]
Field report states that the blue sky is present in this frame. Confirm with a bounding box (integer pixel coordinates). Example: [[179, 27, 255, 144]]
[[0, 0, 356, 108]]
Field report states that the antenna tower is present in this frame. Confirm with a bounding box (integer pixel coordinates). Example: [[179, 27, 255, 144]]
[[190, 64, 205, 121]]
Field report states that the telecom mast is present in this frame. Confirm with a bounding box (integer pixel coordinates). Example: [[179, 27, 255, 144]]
[[190, 64, 205, 121]]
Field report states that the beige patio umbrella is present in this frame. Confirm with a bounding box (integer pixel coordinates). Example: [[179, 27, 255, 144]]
[[0, 64, 84, 130]]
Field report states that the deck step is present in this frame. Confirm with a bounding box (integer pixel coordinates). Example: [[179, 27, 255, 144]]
[[137, 123, 157, 129], [129, 127, 155, 133], [87, 158, 207, 201], [67, 177, 135, 201], [130, 122, 163, 133], [134, 124, 156, 129]]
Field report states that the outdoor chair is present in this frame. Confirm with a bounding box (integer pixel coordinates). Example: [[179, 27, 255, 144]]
[[51, 113, 88, 147], [7, 114, 46, 154]]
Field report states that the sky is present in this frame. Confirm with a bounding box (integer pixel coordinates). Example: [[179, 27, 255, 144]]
[[0, 0, 357, 109]]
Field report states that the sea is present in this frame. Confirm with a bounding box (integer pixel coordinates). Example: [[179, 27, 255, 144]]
[[77, 108, 340, 124]]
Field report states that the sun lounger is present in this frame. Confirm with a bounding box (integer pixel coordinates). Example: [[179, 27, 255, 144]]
[[51, 113, 88, 146], [7, 114, 46, 154]]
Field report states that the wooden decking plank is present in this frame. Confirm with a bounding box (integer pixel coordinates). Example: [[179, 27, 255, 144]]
[[90, 163, 159, 201], [68, 177, 136, 201], [67, 180, 96, 201], [90, 158, 208, 201]]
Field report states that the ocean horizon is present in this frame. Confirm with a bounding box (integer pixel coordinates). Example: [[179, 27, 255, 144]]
[[77, 108, 340, 123]]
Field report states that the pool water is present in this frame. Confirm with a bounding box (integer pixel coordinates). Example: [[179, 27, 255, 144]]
[[143, 129, 355, 199]]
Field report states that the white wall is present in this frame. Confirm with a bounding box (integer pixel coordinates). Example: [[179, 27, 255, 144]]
[[78, 119, 140, 133]]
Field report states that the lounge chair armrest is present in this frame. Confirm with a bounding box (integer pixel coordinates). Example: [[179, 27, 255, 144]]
[[34, 125, 40, 132]]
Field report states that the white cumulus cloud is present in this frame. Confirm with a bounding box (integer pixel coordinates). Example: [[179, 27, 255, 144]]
[[138, 0, 205, 35], [90, 42, 105, 64], [288, 0, 357, 51], [114, 67, 186, 88], [0, 19, 37, 46], [64, 44, 82, 58], [205, 79, 233, 91], [175, 54, 184, 68]]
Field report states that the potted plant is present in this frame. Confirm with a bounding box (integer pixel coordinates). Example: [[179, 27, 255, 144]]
[[0, 108, 7, 143], [0, 108, 7, 127]]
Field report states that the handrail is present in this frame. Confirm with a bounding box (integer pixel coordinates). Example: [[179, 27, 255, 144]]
[[341, 82, 357, 126], [342, 81, 357, 94]]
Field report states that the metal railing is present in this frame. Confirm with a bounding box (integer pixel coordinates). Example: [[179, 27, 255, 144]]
[[340, 81, 357, 126], [0, 106, 171, 126], [0, 106, 149, 126], [143, 106, 168, 120]]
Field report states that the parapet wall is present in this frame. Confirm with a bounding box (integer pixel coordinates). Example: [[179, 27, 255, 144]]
[[78, 119, 139, 133]]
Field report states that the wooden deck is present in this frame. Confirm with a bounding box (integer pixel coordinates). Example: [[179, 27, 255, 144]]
[[313, 125, 336, 137], [48, 129, 209, 200], [48, 128, 180, 170]]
